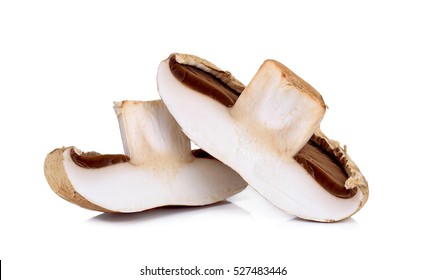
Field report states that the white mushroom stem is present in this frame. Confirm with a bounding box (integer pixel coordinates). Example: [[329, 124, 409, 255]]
[[114, 101, 192, 165], [231, 60, 326, 156]]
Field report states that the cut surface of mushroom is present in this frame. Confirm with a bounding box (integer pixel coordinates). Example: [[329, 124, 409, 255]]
[[157, 53, 368, 222], [44, 100, 247, 213]]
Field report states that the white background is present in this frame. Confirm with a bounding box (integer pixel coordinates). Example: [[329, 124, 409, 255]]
[[1, 0, 425, 279]]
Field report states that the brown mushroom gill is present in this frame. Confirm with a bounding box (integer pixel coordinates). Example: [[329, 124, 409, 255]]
[[169, 56, 355, 199], [70, 148, 215, 168], [169, 57, 239, 107], [70, 148, 130, 168]]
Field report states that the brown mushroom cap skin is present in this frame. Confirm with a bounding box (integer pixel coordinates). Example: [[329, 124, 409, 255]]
[[44, 147, 113, 212], [167, 54, 362, 200]]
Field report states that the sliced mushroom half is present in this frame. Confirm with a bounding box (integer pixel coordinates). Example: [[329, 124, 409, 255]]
[[157, 53, 368, 222], [44, 100, 247, 213]]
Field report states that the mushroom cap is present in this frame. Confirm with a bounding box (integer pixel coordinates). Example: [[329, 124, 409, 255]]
[[45, 147, 246, 213]]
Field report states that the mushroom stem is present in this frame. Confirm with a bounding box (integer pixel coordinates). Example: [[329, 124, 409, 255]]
[[114, 100, 192, 166], [231, 60, 326, 157]]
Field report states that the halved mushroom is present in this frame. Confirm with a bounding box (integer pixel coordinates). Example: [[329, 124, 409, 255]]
[[44, 100, 247, 213], [157, 53, 368, 222]]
